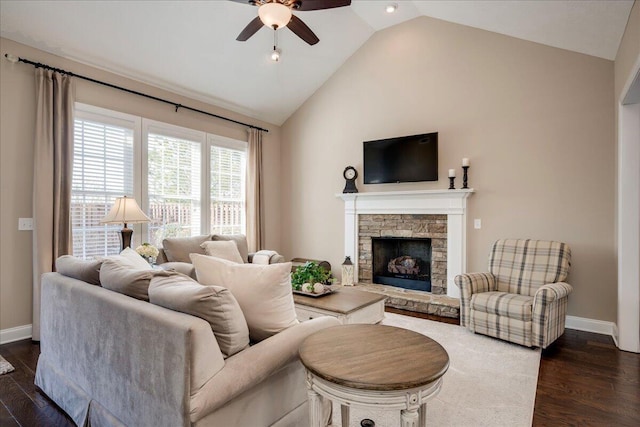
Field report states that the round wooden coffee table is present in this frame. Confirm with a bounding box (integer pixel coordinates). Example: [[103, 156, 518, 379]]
[[299, 324, 449, 427]]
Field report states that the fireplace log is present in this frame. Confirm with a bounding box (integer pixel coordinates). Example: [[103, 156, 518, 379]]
[[388, 256, 420, 275]]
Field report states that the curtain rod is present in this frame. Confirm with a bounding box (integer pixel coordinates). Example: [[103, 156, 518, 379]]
[[4, 53, 269, 133]]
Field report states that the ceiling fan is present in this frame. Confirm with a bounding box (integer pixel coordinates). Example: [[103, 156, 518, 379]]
[[231, 0, 352, 46]]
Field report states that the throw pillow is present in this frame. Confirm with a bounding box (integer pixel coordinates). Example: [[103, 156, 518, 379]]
[[55, 255, 102, 286], [160, 262, 197, 279], [119, 247, 153, 270], [162, 234, 211, 263], [212, 234, 249, 263], [100, 257, 169, 301], [191, 254, 298, 342], [200, 241, 244, 264], [149, 273, 250, 358]]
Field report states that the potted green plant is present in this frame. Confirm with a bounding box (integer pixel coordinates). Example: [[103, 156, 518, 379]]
[[291, 261, 333, 291]]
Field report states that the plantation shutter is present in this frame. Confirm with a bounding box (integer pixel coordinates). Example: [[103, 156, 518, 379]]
[[210, 143, 246, 235], [71, 117, 134, 258], [146, 132, 202, 247]]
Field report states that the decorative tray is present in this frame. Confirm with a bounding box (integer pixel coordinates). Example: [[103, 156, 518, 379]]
[[292, 287, 336, 298]]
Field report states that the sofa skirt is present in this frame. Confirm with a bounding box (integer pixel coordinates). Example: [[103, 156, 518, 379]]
[[36, 355, 127, 426]]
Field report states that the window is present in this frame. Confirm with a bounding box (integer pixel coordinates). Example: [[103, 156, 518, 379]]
[[209, 137, 247, 235], [71, 104, 246, 258], [71, 107, 139, 259], [145, 122, 204, 247]]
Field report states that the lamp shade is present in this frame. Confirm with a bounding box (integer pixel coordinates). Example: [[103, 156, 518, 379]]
[[258, 2, 292, 29], [101, 196, 151, 225]]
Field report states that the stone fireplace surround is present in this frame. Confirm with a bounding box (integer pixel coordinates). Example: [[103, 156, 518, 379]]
[[361, 215, 446, 294], [339, 189, 474, 299]]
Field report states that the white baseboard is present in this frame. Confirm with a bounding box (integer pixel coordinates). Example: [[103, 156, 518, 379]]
[[566, 315, 617, 339], [0, 319, 619, 345], [0, 324, 32, 345]]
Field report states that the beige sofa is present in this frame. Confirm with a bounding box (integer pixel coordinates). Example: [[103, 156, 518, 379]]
[[35, 271, 339, 426], [157, 234, 285, 278]]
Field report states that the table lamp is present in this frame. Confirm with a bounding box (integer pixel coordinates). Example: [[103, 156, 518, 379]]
[[101, 196, 151, 251]]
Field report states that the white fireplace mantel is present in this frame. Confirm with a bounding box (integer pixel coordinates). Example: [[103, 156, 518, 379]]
[[337, 189, 474, 298]]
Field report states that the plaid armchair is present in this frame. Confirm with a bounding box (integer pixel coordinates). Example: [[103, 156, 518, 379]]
[[455, 239, 572, 348]]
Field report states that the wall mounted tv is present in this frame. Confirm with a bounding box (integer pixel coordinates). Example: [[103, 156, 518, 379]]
[[363, 132, 438, 184]]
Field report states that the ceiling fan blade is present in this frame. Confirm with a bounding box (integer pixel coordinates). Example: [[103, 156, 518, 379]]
[[229, 0, 259, 6], [295, 0, 351, 12], [287, 15, 319, 45], [236, 16, 264, 41]]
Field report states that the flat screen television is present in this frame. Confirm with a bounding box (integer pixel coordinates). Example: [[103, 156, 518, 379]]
[[363, 132, 438, 184]]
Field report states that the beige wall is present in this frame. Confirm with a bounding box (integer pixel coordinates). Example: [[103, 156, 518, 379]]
[[0, 37, 282, 331], [281, 17, 616, 321], [615, 1, 640, 101]]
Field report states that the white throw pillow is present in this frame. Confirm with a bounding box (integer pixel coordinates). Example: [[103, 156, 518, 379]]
[[119, 247, 153, 270], [190, 254, 298, 342], [200, 241, 244, 264]]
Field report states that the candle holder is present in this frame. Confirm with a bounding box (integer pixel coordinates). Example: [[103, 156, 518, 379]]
[[462, 166, 469, 189], [448, 176, 455, 190]]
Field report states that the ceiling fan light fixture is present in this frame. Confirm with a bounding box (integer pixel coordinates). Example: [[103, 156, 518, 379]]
[[271, 47, 281, 62], [386, 3, 398, 13], [258, 2, 292, 29]]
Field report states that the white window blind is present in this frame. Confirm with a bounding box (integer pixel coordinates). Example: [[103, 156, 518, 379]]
[[210, 143, 246, 235], [147, 131, 202, 247], [71, 115, 135, 258], [71, 105, 247, 253]]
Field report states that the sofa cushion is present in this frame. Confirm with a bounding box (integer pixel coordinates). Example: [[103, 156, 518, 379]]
[[191, 254, 298, 342], [149, 273, 250, 358], [201, 241, 244, 264], [100, 257, 169, 301], [212, 234, 249, 263], [55, 255, 103, 286], [471, 291, 534, 321], [162, 234, 211, 263]]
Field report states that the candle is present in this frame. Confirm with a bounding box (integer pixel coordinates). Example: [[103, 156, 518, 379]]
[[448, 169, 456, 178], [462, 158, 470, 167]]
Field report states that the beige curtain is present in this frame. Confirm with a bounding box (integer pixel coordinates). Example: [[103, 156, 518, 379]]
[[246, 128, 264, 252], [32, 69, 75, 340]]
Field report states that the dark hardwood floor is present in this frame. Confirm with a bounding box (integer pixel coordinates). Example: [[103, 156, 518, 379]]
[[1, 311, 638, 426], [0, 340, 73, 427], [534, 328, 640, 426]]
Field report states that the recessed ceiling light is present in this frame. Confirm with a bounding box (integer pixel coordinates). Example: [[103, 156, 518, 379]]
[[386, 3, 398, 13]]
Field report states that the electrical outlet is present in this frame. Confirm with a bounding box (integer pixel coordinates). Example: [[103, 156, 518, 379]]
[[474, 219, 482, 229], [18, 217, 33, 231]]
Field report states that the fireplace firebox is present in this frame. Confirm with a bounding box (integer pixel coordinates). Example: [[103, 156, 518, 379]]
[[372, 237, 432, 292]]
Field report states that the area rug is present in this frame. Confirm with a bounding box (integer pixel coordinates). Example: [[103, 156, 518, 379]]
[[331, 312, 541, 427], [0, 355, 15, 375]]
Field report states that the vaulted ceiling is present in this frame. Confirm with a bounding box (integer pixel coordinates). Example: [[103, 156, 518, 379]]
[[1, 1, 634, 125]]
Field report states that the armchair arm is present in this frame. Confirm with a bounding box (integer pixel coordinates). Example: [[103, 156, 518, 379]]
[[532, 282, 573, 348], [248, 250, 285, 264], [156, 248, 168, 264], [454, 272, 496, 327], [455, 272, 496, 297], [533, 282, 573, 304], [159, 261, 197, 279]]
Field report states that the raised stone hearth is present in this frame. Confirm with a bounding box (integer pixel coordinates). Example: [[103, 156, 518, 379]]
[[357, 283, 460, 319]]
